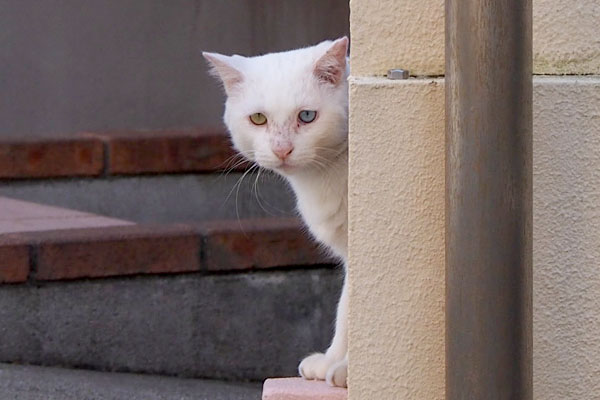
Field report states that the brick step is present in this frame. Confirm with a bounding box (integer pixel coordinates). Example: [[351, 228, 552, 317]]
[[0, 199, 332, 283], [0, 363, 262, 400], [0, 128, 242, 180], [0, 197, 342, 381]]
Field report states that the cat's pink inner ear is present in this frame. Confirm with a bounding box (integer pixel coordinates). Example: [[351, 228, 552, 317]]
[[314, 37, 349, 86], [202, 52, 244, 93]]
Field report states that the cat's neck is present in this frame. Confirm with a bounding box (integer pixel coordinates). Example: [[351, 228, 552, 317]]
[[284, 149, 348, 259], [286, 149, 348, 202]]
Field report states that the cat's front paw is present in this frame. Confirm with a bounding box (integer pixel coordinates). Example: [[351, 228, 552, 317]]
[[298, 353, 333, 381], [298, 353, 347, 387], [325, 358, 347, 388]]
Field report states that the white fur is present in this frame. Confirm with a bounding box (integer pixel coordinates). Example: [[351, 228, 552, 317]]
[[203, 38, 349, 387]]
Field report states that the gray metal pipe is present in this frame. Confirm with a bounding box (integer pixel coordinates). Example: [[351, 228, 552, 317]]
[[445, 0, 533, 398]]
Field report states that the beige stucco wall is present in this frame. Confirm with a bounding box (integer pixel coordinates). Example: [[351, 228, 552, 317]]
[[349, 0, 599, 398], [350, 0, 444, 76], [348, 78, 445, 400], [532, 76, 600, 400], [348, 76, 600, 399], [350, 0, 600, 76], [533, 0, 600, 74]]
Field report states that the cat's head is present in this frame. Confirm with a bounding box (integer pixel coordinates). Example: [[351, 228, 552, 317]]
[[203, 37, 349, 176]]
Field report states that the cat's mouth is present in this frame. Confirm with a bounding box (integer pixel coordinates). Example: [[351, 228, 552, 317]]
[[276, 162, 297, 173]]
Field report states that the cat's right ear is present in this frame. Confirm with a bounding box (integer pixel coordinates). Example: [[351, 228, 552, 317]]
[[202, 52, 244, 95], [314, 37, 349, 87]]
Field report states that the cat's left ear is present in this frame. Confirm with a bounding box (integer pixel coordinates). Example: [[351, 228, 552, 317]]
[[202, 52, 245, 95], [314, 37, 349, 87]]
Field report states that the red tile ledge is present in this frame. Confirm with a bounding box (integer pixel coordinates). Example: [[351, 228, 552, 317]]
[[262, 378, 347, 400]]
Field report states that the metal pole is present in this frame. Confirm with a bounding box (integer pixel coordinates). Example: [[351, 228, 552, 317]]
[[446, 0, 532, 398]]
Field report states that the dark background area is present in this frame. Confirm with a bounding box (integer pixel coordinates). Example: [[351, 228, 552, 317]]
[[0, 0, 349, 139]]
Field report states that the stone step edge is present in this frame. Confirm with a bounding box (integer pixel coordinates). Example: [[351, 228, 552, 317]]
[[0, 218, 336, 284], [0, 127, 250, 180], [263, 378, 347, 400]]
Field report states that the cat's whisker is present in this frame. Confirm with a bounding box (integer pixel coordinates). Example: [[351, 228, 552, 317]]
[[312, 146, 345, 154], [217, 153, 242, 175], [223, 163, 257, 211], [220, 151, 252, 169], [224, 158, 252, 175], [252, 167, 276, 216], [217, 151, 259, 184], [234, 164, 259, 227], [219, 152, 244, 169], [256, 169, 291, 215]]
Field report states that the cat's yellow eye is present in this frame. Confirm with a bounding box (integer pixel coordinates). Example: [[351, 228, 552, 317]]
[[249, 113, 267, 126]]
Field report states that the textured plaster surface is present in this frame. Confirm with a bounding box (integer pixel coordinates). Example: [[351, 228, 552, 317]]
[[348, 77, 445, 400], [532, 76, 600, 399], [350, 0, 600, 76], [533, 0, 600, 74], [348, 75, 600, 398], [349, 0, 444, 76]]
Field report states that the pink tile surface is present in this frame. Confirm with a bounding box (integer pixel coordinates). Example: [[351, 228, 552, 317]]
[[262, 378, 347, 400], [0, 197, 133, 234]]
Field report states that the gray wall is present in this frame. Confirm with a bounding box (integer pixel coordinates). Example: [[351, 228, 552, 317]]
[[0, 0, 349, 139]]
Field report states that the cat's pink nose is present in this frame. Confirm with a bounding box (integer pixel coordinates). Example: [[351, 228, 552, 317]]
[[273, 146, 294, 161]]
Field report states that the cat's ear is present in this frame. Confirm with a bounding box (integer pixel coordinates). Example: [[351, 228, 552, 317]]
[[202, 52, 245, 94], [314, 37, 349, 86]]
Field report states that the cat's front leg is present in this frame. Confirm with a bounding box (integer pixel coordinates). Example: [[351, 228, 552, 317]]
[[299, 276, 348, 387]]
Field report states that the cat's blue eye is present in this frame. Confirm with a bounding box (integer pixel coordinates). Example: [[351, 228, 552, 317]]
[[298, 110, 317, 123]]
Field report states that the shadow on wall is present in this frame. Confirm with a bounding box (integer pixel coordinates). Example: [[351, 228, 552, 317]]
[[0, 0, 349, 139]]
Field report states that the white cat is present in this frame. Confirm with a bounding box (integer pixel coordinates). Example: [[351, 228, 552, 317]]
[[203, 37, 349, 388]]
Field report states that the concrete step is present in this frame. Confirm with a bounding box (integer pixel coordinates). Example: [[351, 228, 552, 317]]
[[0, 172, 295, 224], [0, 363, 262, 400], [0, 268, 342, 382]]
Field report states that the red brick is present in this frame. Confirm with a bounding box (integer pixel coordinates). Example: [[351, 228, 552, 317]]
[[197, 218, 336, 272], [0, 238, 30, 283], [86, 128, 247, 175], [0, 137, 104, 179], [28, 225, 200, 281]]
